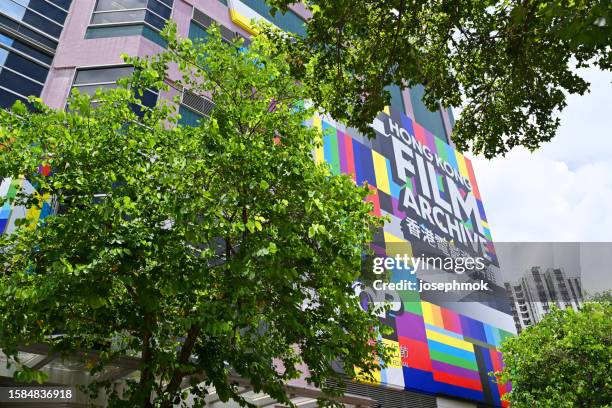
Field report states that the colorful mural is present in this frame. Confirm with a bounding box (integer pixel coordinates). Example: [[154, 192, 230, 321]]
[[313, 110, 496, 263], [314, 109, 514, 406], [0, 168, 52, 235]]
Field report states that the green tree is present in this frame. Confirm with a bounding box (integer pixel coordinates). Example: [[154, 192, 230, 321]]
[[0, 26, 387, 407], [266, 0, 611, 157], [497, 300, 612, 407]]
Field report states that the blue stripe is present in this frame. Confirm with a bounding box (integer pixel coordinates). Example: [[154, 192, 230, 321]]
[[425, 323, 463, 339], [480, 346, 500, 403], [353, 141, 376, 187], [0, 203, 12, 219], [387, 158, 401, 198], [322, 122, 333, 165], [435, 382, 484, 402], [483, 323, 497, 347], [427, 339, 476, 362]]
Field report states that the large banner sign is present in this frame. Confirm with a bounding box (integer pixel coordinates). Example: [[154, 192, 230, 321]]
[[315, 108, 496, 266], [314, 108, 513, 407]]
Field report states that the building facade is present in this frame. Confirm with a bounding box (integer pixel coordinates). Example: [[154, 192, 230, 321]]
[[0, 1, 516, 407], [505, 266, 583, 332], [0, 0, 73, 109]]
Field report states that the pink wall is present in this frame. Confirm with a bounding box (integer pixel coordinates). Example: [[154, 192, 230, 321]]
[[41, 0, 260, 108], [42, 0, 163, 108]]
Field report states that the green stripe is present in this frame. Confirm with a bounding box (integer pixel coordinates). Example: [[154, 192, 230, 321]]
[[7, 180, 20, 199], [435, 137, 448, 161], [400, 290, 422, 315], [430, 349, 478, 371], [436, 174, 445, 192], [329, 132, 340, 175], [404, 178, 414, 191], [499, 329, 514, 342]]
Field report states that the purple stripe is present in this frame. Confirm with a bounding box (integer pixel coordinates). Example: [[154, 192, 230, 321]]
[[425, 130, 437, 154], [391, 197, 406, 219], [396, 311, 426, 340], [431, 360, 481, 380], [371, 244, 386, 256], [337, 130, 349, 173]]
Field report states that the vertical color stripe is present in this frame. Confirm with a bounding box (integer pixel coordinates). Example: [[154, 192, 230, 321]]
[[312, 116, 324, 164], [344, 134, 356, 180], [454, 150, 470, 179], [465, 157, 481, 200], [372, 150, 391, 194], [337, 130, 348, 174]]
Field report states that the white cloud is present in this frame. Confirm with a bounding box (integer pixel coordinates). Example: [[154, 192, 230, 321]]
[[469, 67, 612, 241]]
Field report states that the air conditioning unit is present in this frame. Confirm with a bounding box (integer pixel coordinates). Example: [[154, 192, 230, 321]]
[[181, 90, 215, 116]]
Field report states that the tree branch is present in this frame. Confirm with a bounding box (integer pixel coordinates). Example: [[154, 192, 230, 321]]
[[160, 323, 201, 407]]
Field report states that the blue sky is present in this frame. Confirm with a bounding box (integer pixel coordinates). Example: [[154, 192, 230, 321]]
[[469, 67, 612, 242]]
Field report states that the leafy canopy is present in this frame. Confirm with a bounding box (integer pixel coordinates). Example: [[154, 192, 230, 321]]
[[267, 0, 611, 157], [497, 300, 612, 407], [0, 25, 387, 407]]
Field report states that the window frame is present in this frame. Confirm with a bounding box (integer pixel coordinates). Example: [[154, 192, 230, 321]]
[[0, 13, 59, 51], [88, 0, 173, 33], [2, 0, 65, 39], [92, 0, 148, 12], [0, 34, 53, 67], [69, 65, 159, 111]]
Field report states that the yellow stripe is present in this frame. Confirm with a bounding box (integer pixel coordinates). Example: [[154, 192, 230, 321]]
[[229, 9, 258, 34], [422, 302, 445, 328], [454, 151, 469, 178], [355, 365, 381, 384], [426, 329, 474, 352], [372, 150, 390, 194], [25, 191, 50, 229], [383, 232, 413, 258], [430, 303, 444, 327], [312, 116, 324, 164], [421, 302, 435, 326], [25, 206, 40, 228], [383, 106, 391, 115], [383, 231, 406, 243], [382, 339, 402, 368]]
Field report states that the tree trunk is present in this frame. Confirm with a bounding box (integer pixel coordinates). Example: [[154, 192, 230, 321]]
[[139, 314, 155, 408]]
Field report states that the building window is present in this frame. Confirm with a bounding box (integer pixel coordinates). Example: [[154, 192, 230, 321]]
[[87, 0, 174, 41], [84, 24, 167, 47], [0, 33, 51, 109], [178, 105, 203, 127], [71, 66, 158, 115], [0, 0, 73, 52], [0, 14, 57, 51], [188, 20, 209, 43], [0, 0, 72, 109], [91, 9, 147, 25], [0, 0, 70, 39], [190, 8, 243, 45], [72, 66, 134, 96]]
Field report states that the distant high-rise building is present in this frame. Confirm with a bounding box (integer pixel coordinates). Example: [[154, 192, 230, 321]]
[[505, 266, 583, 332]]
